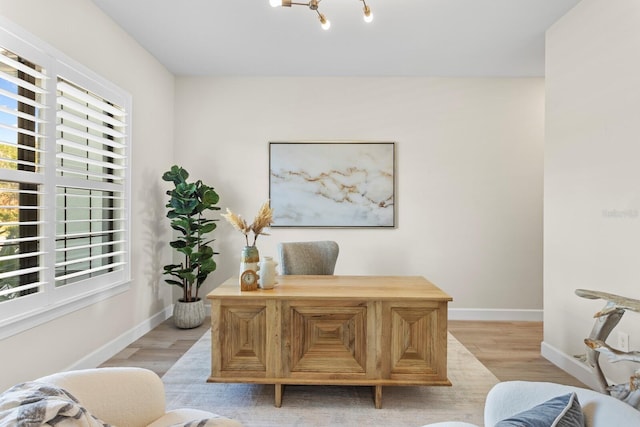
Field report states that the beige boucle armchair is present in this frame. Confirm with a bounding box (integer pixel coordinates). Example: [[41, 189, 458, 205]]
[[35, 367, 242, 427]]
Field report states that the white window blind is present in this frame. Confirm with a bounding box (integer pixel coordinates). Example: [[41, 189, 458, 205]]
[[0, 46, 47, 303], [55, 78, 127, 288], [0, 19, 131, 338]]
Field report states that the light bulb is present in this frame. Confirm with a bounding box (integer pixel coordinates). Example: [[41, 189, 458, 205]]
[[269, 0, 282, 7], [319, 13, 331, 30], [363, 6, 373, 23]]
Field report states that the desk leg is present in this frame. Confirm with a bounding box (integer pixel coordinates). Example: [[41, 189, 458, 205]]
[[374, 385, 382, 409], [275, 384, 283, 408]]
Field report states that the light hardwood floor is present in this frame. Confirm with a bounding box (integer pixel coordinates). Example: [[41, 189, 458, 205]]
[[449, 320, 586, 387], [100, 318, 587, 388]]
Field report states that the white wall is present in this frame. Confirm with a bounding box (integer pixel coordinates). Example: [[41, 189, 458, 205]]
[[0, 0, 175, 390], [175, 77, 545, 316], [544, 0, 640, 387]]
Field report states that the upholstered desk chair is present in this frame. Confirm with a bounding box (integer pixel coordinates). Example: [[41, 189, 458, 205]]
[[277, 240, 339, 275]]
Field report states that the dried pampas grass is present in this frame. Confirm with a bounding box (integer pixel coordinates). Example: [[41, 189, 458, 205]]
[[222, 201, 274, 246], [221, 209, 250, 234]]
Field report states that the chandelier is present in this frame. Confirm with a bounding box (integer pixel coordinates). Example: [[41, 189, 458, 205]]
[[269, 0, 373, 30]]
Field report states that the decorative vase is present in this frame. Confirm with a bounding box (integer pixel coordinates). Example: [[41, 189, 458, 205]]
[[239, 245, 260, 291], [258, 256, 278, 289], [173, 298, 205, 329]]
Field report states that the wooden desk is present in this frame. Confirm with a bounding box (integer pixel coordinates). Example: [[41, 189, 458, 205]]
[[207, 275, 452, 408]]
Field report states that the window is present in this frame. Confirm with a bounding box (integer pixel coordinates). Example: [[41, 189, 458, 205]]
[[0, 20, 131, 338]]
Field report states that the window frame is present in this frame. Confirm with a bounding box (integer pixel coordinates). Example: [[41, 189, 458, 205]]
[[0, 17, 132, 340]]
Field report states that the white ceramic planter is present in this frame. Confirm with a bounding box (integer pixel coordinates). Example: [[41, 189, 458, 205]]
[[173, 298, 205, 329]]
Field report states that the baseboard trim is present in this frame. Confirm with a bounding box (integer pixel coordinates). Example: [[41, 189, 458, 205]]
[[448, 308, 543, 321], [67, 305, 540, 371], [541, 340, 599, 390], [66, 304, 174, 371]]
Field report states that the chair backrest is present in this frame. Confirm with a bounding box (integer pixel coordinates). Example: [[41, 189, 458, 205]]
[[484, 381, 640, 427], [37, 367, 166, 427], [277, 241, 339, 275]]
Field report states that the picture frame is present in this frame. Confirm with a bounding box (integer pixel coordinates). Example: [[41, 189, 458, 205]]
[[269, 142, 395, 228]]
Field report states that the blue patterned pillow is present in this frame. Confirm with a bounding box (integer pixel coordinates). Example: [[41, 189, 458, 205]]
[[495, 392, 584, 427]]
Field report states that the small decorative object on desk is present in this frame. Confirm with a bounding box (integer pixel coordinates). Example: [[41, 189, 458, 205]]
[[258, 256, 278, 289], [239, 245, 260, 291], [221, 200, 274, 291]]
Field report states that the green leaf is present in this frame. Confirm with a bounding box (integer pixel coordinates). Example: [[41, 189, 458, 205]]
[[202, 188, 219, 205], [164, 279, 184, 287], [182, 272, 196, 284], [177, 247, 193, 257], [200, 246, 213, 260], [171, 197, 198, 215], [200, 222, 217, 234], [162, 165, 189, 184], [196, 266, 216, 287], [170, 241, 187, 249], [171, 218, 191, 230], [176, 182, 196, 194], [200, 257, 216, 273], [163, 264, 182, 272], [170, 224, 187, 234]]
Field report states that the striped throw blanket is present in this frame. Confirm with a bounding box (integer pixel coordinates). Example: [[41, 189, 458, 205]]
[[0, 382, 110, 427]]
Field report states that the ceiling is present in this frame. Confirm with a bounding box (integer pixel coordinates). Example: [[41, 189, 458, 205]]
[[91, 0, 580, 77]]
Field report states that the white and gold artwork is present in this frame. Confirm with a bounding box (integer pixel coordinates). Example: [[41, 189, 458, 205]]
[[269, 142, 395, 227]]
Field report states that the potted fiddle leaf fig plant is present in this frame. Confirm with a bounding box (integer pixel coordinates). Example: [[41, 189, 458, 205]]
[[162, 165, 220, 328]]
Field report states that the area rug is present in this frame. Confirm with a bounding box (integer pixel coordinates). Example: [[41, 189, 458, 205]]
[[162, 331, 498, 427]]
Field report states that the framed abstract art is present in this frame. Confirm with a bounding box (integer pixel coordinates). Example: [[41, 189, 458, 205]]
[[269, 142, 395, 228]]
